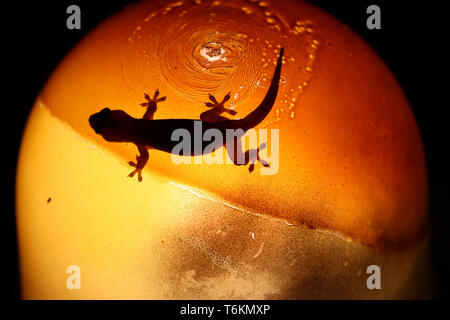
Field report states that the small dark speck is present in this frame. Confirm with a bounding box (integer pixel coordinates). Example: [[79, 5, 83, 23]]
[[327, 42, 333, 47], [47, 197, 51, 203], [161, 240, 165, 244]]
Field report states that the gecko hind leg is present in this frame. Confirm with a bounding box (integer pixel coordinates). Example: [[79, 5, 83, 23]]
[[140, 89, 166, 120], [127, 145, 149, 182]]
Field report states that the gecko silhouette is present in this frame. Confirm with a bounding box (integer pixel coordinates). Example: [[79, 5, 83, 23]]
[[89, 48, 283, 181]]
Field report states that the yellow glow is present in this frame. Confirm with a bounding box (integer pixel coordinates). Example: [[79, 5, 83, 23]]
[[16, 102, 206, 298], [39, 0, 428, 247]]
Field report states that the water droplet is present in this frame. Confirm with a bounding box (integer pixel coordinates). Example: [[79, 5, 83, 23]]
[[144, 12, 157, 22], [127, 0, 321, 124], [241, 6, 252, 14]]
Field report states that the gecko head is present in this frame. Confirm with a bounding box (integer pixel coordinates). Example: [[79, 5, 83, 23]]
[[89, 108, 112, 134]]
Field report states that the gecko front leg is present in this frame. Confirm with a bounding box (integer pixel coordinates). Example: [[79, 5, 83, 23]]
[[200, 93, 237, 123], [127, 144, 149, 182]]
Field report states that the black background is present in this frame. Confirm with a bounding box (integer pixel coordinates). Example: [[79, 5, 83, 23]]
[[2, 0, 448, 300]]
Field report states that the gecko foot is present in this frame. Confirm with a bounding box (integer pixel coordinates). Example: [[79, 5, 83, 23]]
[[141, 89, 167, 120]]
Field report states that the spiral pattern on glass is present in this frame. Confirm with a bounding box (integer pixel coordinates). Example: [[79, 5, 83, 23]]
[[125, 0, 320, 124]]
